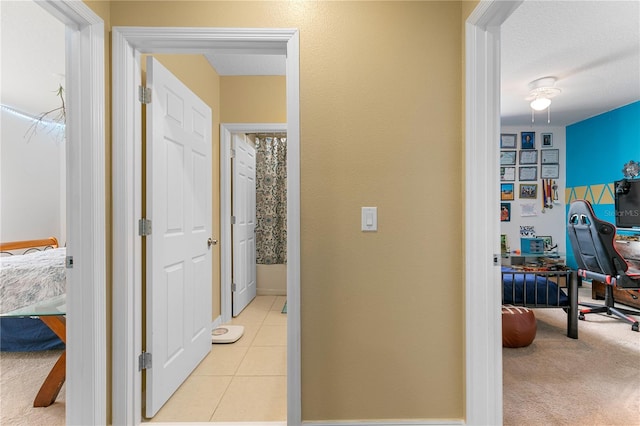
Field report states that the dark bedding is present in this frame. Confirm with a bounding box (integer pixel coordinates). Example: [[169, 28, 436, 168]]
[[502, 266, 569, 306], [0, 318, 65, 352]]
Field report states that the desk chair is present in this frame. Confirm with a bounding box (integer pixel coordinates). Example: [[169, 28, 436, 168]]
[[567, 200, 640, 331]]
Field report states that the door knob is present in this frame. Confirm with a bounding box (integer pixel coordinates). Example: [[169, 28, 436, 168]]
[[208, 238, 218, 248]]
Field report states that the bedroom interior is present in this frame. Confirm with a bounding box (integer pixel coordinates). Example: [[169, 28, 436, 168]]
[[499, 2, 640, 425], [1, 1, 639, 425]]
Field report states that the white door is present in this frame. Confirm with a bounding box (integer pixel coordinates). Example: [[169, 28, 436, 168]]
[[232, 133, 257, 316], [145, 56, 213, 418]]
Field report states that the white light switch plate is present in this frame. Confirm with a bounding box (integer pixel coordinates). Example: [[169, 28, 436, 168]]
[[361, 207, 377, 232]]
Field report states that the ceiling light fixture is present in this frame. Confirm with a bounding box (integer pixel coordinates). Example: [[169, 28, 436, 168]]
[[526, 77, 561, 123]]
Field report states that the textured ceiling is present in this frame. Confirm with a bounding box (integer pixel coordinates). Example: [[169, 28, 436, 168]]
[[500, 0, 640, 127]]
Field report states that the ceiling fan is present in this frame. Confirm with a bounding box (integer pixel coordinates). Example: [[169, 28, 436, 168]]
[[526, 76, 562, 111]]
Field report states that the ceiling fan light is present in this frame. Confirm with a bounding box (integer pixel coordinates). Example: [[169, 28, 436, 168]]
[[530, 97, 551, 111]]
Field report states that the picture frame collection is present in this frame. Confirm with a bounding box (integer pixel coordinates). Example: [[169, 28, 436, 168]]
[[500, 132, 559, 221]]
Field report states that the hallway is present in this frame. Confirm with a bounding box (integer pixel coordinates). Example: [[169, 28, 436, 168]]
[[147, 295, 287, 423]]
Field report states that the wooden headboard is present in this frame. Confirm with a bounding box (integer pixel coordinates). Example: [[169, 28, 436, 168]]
[[0, 237, 59, 253]]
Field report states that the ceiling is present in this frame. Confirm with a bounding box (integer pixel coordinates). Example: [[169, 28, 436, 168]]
[[1, 0, 65, 116], [500, 0, 640, 127], [2, 1, 638, 128]]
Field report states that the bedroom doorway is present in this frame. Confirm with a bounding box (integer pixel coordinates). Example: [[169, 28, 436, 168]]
[[465, 0, 524, 423], [0, 1, 105, 424]]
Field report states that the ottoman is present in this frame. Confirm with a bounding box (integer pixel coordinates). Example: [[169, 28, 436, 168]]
[[502, 305, 537, 348]]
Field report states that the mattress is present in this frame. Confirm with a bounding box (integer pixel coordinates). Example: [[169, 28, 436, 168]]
[[0, 248, 66, 314], [502, 266, 569, 306]]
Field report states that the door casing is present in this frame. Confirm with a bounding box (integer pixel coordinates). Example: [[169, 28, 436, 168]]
[[35, 1, 106, 425], [111, 27, 301, 425]]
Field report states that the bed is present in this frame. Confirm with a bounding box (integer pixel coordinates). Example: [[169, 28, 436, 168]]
[[502, 266, 578, 338], [0, 237, 66, 351]]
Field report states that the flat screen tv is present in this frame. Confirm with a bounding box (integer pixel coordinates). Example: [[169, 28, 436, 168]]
[[614, 179, 640, 229]]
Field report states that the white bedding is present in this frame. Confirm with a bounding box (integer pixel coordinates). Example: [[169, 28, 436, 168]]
[[0, 248, 66, 314]]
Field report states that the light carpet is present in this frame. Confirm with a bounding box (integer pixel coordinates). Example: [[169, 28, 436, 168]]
[[504, 283, 640, 425], [0, 350, 65, 426]]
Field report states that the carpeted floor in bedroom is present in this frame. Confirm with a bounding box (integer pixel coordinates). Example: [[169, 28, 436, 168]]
[[503, 282, 640, 425]]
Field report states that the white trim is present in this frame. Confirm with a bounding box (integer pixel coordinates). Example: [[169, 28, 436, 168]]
[[36, 1, 106, 424], [303, 422, 463, 426], [154, 423, 286, 426], [465, 1, 522, 425], [220, 123, 287, 324], [112, 27, 301, 425]]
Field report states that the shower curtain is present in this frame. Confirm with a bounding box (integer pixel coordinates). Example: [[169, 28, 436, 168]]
[[254, 134, 287, 264]]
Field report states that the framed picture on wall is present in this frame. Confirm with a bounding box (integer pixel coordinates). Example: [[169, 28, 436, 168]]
[[501, 234, 509, 253], [500, 151, 517, 165], [501, 183, 515, 200], [521, 132, 535, 149], [519, 150, 538, 164], [501, 166, 516, 181], [519, 166, 538, 181], [500, 133, 517, 149], [541, 149, 559, 164], [501, 203, 511, 222], [541, 164, 559, 179], [542, 133, 553, 147], [519, 183, 538, 199]]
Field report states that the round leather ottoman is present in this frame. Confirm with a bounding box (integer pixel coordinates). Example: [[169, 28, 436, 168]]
[[502, 305, 536, 348]]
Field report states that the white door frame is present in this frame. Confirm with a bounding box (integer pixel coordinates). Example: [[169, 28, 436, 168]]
[[34, 1, 106, 424], [220, 123, 287, 323], [111, 27, 300, 425], [465, 1, 522, 424]]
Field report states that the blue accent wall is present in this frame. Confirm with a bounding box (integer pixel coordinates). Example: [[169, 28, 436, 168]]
[[566, 101, 640, 268]]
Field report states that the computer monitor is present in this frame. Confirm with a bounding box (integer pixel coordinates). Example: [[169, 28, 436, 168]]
[[614, 179, 640, 229]]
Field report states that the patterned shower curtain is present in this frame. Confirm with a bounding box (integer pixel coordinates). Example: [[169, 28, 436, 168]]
[[254, 134, 287, 264]]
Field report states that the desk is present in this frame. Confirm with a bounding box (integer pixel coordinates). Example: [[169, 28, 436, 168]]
[[0, 295, 66, 407], [591, 236, 640, 309], [502, 252, 566, 269]]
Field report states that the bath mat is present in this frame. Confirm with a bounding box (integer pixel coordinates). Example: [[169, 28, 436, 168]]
[[211, 325, 244, 344], [282, 301, 287, 314]]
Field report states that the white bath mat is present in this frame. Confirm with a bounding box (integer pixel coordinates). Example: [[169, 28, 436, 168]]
[[211, 325, 244, 344]]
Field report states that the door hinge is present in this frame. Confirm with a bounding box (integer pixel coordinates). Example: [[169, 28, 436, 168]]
[[232, 282, 237, 292], [139, 218, 152, 236], [493, 254, 500, 265], [230, 148, 236, 158], [66, 256, 74, 269], [231, 216, 236, 225], [138, 352, 152, 371], [138, 86, 152, 104]]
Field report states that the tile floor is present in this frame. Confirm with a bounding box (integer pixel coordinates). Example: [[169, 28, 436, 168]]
[[146, 295, 288, 423]]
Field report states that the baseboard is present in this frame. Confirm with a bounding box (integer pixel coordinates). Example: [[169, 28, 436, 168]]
[[257, 288, 287, 296], [303, 420, 464, 425]]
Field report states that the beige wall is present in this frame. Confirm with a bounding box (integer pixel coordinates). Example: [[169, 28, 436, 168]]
[[220, 76, 286, 123], [102, 1, 470, 422]]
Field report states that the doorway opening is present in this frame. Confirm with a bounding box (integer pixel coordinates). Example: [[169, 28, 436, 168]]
[[220, 124, 288, 324], [111, 27, 300, 425], [2, 1, 107, 425]]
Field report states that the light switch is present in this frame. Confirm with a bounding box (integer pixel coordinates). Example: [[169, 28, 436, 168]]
[[361, 207, 377, 232]]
